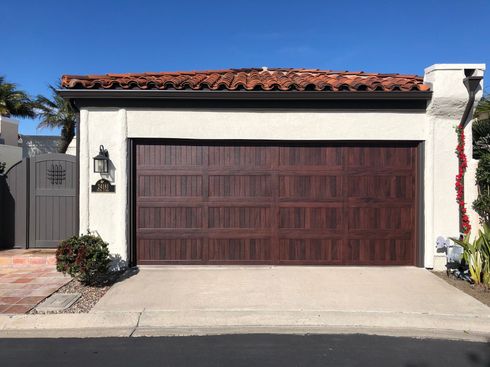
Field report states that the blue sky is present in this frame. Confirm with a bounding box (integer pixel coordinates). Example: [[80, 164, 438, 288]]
[[2, 0, 489, 135]]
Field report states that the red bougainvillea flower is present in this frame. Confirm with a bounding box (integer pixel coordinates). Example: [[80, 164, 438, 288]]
[[455, 123, 471, 234]]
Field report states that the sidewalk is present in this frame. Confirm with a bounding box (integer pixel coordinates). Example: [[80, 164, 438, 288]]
[[0, 267, 489, 341]]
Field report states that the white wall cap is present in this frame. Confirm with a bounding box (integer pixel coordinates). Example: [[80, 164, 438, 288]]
[[0, 115, 20, 125], [425, 63, 486, 74]]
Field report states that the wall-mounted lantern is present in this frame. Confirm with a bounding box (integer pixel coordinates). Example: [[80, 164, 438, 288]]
[[93, 145, 109, 173]]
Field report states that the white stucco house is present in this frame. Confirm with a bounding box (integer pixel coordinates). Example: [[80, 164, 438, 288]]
[[59, 64, 485, 270], [0, 116, 22, 171]]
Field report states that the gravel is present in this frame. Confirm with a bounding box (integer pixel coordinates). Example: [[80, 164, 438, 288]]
[[29, 271, 125, 314], [432, 271, 490, 307]]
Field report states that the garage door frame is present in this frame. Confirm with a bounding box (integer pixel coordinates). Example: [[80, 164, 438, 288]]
[[127, 139, 424, 267]]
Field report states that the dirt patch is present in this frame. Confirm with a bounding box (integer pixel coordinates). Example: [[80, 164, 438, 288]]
[[432, 271, 490, 307], [29, 271, 126, 314]]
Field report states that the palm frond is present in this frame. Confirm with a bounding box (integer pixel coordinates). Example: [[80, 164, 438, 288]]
[[35, 84, 76, 153], [0, 76, 36, 118]]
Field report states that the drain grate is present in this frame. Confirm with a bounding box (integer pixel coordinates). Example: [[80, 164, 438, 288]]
[[35, 293, 81, 312]]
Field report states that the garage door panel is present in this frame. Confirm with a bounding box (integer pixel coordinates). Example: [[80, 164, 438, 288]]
[[347, 175, 414, 200], [344, 239, 413, 265], [138, 206, 203, 229], [137, 144, 205, 167], [346, 146, 415, 169], [209, 146, 274, 168], [347, 207, 413, 230], [208, 206, 272, 229], [279, 175, 342, 200], [279, 146, 343, 168], [208, 175, 273, 198], [137, 239, 204, 263], [279, 207, 343, 230], [138, 175, 203, 197], [135, 142, 418, 265], [208, 238, 272, 262], [278, 239, 342, 263]]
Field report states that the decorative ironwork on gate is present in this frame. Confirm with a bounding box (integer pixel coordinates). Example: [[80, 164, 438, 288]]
[[47, 164, 66, 185]]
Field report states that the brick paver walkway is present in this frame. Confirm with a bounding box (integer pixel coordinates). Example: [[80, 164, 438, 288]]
[[0, 250, 70, 314]]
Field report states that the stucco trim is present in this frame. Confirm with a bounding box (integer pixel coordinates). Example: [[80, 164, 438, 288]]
[[59, 89, 432, 101], [126, 138, 425, 267]]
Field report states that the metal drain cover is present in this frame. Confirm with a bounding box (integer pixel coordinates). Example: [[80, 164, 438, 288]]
[[35, 293, 81, 312]]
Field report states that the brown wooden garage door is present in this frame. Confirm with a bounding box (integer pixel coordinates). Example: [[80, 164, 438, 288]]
[[135, 141, 418, 265]]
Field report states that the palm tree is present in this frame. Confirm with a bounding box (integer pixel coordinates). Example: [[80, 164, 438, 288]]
[[35, 85, 76, 153], [0, 76, 36, 118]]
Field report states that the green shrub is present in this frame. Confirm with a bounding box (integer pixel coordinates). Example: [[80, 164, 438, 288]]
[[56, 234, 110, 284], [476, 153, 490, 186], [473, 153, 490, 224], [473, 119, 490, 159], [473, 193, 490, 225]]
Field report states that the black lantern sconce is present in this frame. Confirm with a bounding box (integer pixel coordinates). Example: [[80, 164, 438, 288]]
[[93, 145, 109, 174]]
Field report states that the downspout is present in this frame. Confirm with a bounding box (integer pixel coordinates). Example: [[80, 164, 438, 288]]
[[71, 100, 81, 236], [458, 70, 483, 234], [461, 70, 483, 129]]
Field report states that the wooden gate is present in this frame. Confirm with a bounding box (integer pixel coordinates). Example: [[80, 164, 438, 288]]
[[0, 153, 77, 249]]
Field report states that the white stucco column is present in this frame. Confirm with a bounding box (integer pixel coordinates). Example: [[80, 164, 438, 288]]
[[423, 64, 485, 269], [80, 108, 128, 268]]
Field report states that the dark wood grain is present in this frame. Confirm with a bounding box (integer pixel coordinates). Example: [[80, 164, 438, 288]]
[[135, 142, 418, 265]]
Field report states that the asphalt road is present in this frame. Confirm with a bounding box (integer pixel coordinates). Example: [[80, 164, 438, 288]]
[[1, 334, 489, 367]]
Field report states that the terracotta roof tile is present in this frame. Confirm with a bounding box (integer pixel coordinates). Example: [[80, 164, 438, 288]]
[[61, 68, 429, 92]]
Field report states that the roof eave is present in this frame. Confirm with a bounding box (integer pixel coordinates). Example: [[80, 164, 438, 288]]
[[58, 89, 432, 101]]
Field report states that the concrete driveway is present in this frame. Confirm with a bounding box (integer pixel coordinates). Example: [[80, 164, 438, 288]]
[[92, 266, 489, 316]]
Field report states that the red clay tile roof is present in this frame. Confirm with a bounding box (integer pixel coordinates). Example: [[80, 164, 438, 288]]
[[61, 68, 429, 92]]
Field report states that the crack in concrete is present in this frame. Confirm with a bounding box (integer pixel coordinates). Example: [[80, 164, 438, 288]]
[[129, 310, 143, 337]]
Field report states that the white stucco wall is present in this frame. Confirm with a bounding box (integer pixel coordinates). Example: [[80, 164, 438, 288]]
[[0, 144, 22, 171], [126, 110, 426, 140], [78, 63, 485, 269], [65, 137, 77, 156], [0, 116, 20, 146]]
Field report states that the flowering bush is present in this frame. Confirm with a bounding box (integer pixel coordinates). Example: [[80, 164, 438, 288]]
[[455, 123, 471, 234], [56, 234, 110, 284]]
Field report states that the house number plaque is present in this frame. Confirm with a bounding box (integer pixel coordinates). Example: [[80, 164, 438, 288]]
[[91, 179, 115, 193]]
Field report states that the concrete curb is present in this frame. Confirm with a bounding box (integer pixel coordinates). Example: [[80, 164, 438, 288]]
[[137, 310, 490, 341], [0, 310, 489, 341], [132, 326, 490, 342], [138, 310, 490, 332], [0, 312, 140, 337]]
